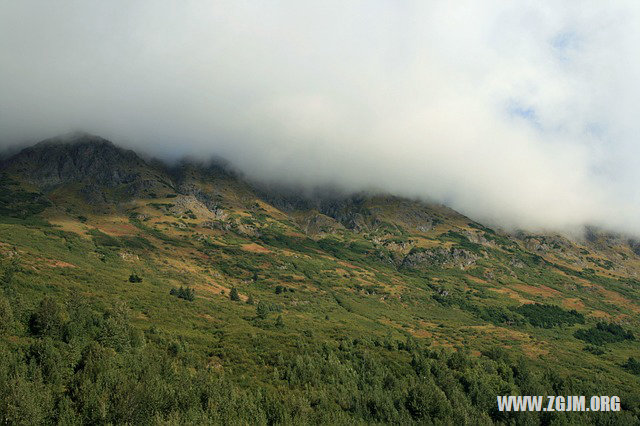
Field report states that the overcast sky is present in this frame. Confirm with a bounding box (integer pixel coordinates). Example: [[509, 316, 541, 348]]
[[1, 1, 640, 235]]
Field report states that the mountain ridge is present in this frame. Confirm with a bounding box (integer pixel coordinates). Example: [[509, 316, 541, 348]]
[[1, 133, 634, 243], [1, 134, 639, 423]]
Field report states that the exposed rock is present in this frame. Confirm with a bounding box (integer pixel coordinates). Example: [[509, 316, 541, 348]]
[[1, 133, 171, 203], [391, 207, 437, 233], [401, 247, 478, 270], [298, 212, 344, 235], [177, 183, 223, 213], [628, 239, 640, 256], [236, 223, 260, 237], [464, 231, 493, 246], [119, 252, 139, 261], [202, 220, 233, 231], [3, 134, 144, 187], [510, 257, 525, 268]]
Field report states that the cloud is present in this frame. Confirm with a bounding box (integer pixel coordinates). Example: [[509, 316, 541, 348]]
[[1, 1, 640, 235]]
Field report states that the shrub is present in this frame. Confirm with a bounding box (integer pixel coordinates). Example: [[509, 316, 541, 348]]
[[0, 296, 13, 334], [128, 273, 143, 283], [1, 256, 19, 286], [255, 301, 282, 320], [275, 315, 284, 328], [98, 304, 134, 352], [170, 286, 195, 302], [584, 345, 605, 355], [256, 301, 270, 319], [623, 357, 640, 375]]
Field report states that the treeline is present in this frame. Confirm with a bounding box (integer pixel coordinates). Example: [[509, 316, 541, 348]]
[[1, 293, 638, 424]]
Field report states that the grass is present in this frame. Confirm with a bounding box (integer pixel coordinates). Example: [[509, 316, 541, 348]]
[[1, 179, 640, 423]]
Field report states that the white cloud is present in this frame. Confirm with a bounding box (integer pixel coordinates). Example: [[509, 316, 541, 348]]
[[1, 1, 639, 234]]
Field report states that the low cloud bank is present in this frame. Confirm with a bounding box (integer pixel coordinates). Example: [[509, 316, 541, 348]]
[[2, 1, 640, 235]]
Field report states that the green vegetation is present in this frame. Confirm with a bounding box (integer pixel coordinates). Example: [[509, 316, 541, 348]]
[[575, 322, 635, 346], [584, 345, 606, 355], [624, 357, 640, 375], [28, 297, 66, 338], [275, 314, 284, 328], [513, 303, 585, 328], [1, 145, 640, 423], [128, 273, 143, 283], [435, 300, 584, 329], [89, 229, 152, 250], [169, 286, 195, 301], [4, 291, 639, 424], [0, 174, 51, 219], [275, 285, 295, 294], [438, 230, 484, 253], [256, 301, 270, 319], [229, 286, 240, 301]]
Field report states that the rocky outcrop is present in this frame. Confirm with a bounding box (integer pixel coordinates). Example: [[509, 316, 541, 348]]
[[176, 183, 224, 213], [298, 212, 344, 235], [401, 247, 478, 269]]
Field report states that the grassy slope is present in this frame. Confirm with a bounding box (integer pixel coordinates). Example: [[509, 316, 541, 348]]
[[1, 172, 640, 423]]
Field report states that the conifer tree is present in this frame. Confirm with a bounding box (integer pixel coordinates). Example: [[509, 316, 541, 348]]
[[230, 287, 240, 301]]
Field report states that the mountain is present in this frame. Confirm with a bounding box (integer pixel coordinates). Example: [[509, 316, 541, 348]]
[[0, 135, 639, 424], [1, 132, 172, 205]]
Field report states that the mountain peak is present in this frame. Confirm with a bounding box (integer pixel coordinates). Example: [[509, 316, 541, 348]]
[[1, 133, 151, 191], [34, 131, 113, 147]]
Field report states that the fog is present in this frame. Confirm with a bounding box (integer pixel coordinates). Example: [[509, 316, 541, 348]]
[[2, 1, 640, 235]]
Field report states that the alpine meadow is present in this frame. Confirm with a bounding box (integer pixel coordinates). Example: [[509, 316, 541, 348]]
[[1, 2, 640, 425]]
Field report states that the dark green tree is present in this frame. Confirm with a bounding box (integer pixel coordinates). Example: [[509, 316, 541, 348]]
[[230, 287, 240, 301], [170, 287, 195, 301], [29, 297, 66, 338]]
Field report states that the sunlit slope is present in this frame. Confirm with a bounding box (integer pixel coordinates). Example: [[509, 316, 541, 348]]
[[1, 136, 639, 423]]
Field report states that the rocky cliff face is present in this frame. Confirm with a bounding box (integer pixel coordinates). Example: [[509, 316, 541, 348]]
[[1, 133, 172, 202]]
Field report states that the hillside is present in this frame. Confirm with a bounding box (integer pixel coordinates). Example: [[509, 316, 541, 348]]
[[1, 135, 639, 424]]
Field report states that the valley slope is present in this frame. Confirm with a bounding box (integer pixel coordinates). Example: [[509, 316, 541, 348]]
[[1, 134, 639, 424]]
